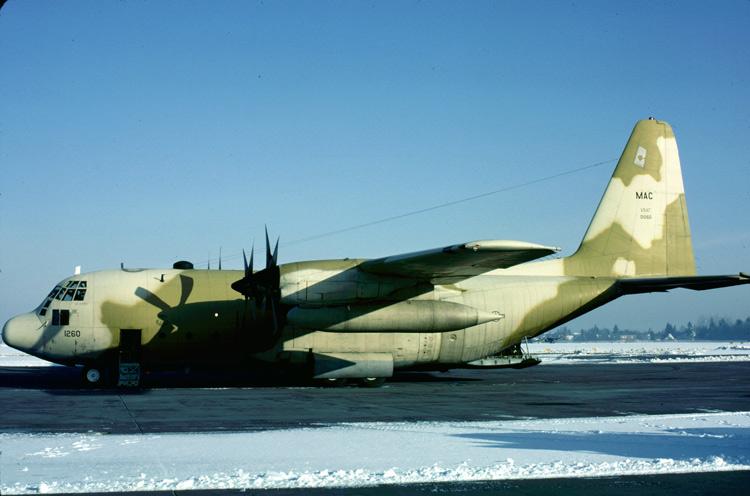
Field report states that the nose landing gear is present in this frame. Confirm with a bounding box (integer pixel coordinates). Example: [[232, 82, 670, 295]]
[[81, 364, 116, 387], [84, 367, 102, 385]]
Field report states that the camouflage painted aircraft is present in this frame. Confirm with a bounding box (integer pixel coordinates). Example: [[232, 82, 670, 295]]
[[3, 118, 748, 387]]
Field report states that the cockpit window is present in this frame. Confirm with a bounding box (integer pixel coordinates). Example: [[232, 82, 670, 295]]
[[40, 286, 62, 316], [45, 281, 87, 310]]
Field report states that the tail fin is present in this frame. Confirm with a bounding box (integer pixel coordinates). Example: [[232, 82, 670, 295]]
[[567, 118, 696, 277]]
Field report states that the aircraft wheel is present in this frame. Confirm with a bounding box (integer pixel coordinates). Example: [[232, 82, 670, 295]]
[[83, 366, 103, 386], [82, 365, 116, 387], [360, 377, 386, 388]]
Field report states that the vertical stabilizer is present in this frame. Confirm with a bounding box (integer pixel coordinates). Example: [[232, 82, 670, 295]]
[[567, 118, 696, 277]]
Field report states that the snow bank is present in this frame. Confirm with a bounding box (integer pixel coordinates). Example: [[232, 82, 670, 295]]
[[2, 412, 748, 494], [527, 341, 750, 364], [0, 344, 54, 367]]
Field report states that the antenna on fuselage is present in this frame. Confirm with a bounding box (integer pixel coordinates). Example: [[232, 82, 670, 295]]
[[74, 265, 81, 275]]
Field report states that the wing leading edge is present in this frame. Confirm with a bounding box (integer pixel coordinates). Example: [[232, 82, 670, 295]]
[[360, 240, 560, 279]]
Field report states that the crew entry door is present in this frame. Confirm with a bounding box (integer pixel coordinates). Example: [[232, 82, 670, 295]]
[[118, 329, 142, 387]]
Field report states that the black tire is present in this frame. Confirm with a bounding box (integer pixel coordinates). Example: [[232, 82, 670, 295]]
[[82, 364, 116, 388], [359, 377, 386, 388], [82, 366, 104, 387]]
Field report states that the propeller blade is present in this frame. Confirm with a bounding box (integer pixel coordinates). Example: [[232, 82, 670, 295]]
[[242, 249, 248, 274], [178, 274, 194, 306], [248, 299, 257, 320], [135, 287, 171, 312], [272, 237, 279, 266], [249, 242, 254, 273], [265, 226, 273, 269], [270, 297, 279, 333]]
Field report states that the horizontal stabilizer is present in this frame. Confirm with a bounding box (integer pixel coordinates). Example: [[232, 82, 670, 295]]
[[616, 273, 750, 295], [360, 240, 560, 279]]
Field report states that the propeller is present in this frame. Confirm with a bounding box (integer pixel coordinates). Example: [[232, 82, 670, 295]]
[[231, 227, 285, 349], [135, 275, 194, 335], [240, 243, 257, 320]]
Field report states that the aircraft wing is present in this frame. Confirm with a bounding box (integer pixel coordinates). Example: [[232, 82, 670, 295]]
[[359, 240, 560, 279], [616, 273, 750, 294]]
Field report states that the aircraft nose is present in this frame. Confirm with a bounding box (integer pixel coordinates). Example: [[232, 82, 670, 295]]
[[2, 313, 41, 352]]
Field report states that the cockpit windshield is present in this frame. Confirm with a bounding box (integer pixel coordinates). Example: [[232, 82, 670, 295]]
[[39, 280, 87, 316]]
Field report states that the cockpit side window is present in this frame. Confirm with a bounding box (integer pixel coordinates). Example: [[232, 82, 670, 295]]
[[74, 289, 86, 301], [52, 309, 70, 326], [63, 289, 75, 301], [40, 286, 62, 316]]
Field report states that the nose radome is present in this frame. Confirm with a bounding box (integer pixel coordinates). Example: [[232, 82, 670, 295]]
[[2, 313, 41, 352]]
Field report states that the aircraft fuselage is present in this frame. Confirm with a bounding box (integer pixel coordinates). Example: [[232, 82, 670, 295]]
[[1, 260, 615, 375]]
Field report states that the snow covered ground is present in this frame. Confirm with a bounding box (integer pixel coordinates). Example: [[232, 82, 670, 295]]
[[527, 341, 750, 364], [1, 412, 748, 494], [2, 341, 750, 493], [0, 343, 53, 367]]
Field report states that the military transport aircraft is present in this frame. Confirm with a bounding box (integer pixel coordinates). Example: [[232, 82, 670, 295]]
[[3, 118, 749, 387]]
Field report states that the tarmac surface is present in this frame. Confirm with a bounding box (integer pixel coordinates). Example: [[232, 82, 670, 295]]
[[1, 361, 749, 434], [2, 362, 749, 495]]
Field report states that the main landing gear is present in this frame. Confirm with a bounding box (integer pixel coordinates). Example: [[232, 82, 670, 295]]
[[360, 377, 387, 388], [315, 377, 388, 388]]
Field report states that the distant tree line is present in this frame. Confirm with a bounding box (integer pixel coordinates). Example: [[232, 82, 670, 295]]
[[539, 317, 750, 342]]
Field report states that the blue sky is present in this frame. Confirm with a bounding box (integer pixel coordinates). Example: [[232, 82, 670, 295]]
[[1, 1, 748, 330]]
